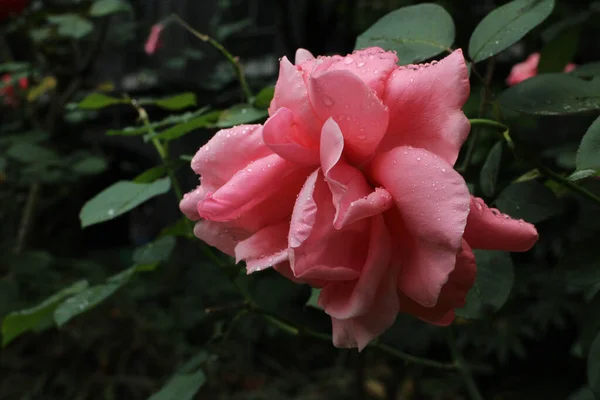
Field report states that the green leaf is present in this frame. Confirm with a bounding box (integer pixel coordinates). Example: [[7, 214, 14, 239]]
[[0, 157, 6, 172], [79, 178, 171, 228], [497, 73, 600, 115], [133, 235, 176, 265], [1, 280, 88, 346], [455, 250, 514, 319], [47, 14, 94, 39], [0, 62, 30, 74], [160, 218, 191, 238], [148, 371, 206, 400], [469, 0, 556, 63], [133, 165, 167, 183], [563, 238, 600, 287], [480, 141, 503, 197], [254, 86, 275, 109], [79, 93, 125, 110], [569, 169, 599, 182], [568, 387, 595, 400], [89, 0, 130, 16], [108, 107, 211, 137], [148, 111, 221, 142], [572, 62, 600, 79], [588, 332, 600, 398], [72, 156, 108, 175], [355, 3, 455, 65], [6, 143, 59, 165], [495, 180, 559, 224], [216, 105, 267, 128], [576, 116, 600, 171], [538, 26, 580, 74], [54, 265, 152, 327], [153, 93, 197, 110]]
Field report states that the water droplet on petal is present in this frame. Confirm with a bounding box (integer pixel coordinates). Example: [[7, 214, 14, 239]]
[[323, 95, 334, 107]]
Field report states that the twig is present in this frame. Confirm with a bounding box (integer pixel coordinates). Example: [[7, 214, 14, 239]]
[[13, 181, 40, 254], [447, 328, 485, 400], [169, 14, 253, 103]]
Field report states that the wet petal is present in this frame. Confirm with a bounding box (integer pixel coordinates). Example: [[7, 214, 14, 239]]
[[193, 220, 249, 257], [295, 48, 315, 65], [263, 107, 319, 165], [235, 221, 289, 273]]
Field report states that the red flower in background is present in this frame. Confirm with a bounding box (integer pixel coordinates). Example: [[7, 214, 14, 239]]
[[1, 74, 28, 106], [0, 0, 29, 21]]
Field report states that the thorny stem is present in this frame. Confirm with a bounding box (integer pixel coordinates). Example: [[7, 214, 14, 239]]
[[169, 14, 253, 103], [448, 328, 485, 400]]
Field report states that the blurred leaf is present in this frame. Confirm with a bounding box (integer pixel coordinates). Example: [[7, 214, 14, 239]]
[[576, 116, 600, 171], [538, 26, 580, 74], [89, 0, 130, 16], [495, 181, 559, 223], [216, 105, 267, 128], [148, 370, 206, 400], [355, 3, 455, 65], [513, 168, 541, 183], [572, 62, 600, 79], [306, 288, 322, 309], [72, 156, 108, 176], [497, 74, 600, 115], [1, 280, 88, 347], [107, 107, 210, 136], [568, 387, 595, 400], [480, 141, 503, 197], [153, 93, 197, 110], [569, 170, 599, 182], [79, 178, 171, 228], [160, 218, 191, 238], [133, 235, 176, 265], [215, 18, 251, 40], [469, 0, 555, 63], [254, 86, 275, 109], [79, 93, 125, 110], [588, 332, 600, 398], [6, 143, 59, 165], [54, 264, 155, 327], [0, 62, 30, 74], [134, 165, 167, 183], [149, 111, 220, 141], [563, 238, 600, 287], [456, 250, 514, 319], [47, 14, 94, 39], [0, 157, 6, 172]]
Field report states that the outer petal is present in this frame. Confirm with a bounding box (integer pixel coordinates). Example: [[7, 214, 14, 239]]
[[309, 69, 389, 165], [191, 124, 272, 190], [295, 48, 315, 65], [378, 49, 470, 166], [235, 221, 289, 273], [199, 154, 307, 222], [331, 267, 399, 351], [370, 146, 471, 307], [320, 118, 393, 228], [263, 107, 319, 165], [397, 240, 477, 325], [318, 215, 391, 319], [269, 56, 321, 139], [463, 196, 538, 252], [506, 53, 540, 86], [193, 220, 249, 257], [289, 170, 368, 282], [180, 185, 209, 221]]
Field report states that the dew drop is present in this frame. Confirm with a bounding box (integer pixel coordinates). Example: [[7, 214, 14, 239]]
[[107, 209, 115, 216], [323, 95, 334, 107], [344, 57, 353, 65], [357, 62, 365, 68]]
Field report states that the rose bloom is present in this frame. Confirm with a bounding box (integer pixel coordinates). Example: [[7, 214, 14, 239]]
[[181, 47, 539, 350], [506, 52, 576, 86], [0, 74, 28, 106], [0, 0, 29, 21]]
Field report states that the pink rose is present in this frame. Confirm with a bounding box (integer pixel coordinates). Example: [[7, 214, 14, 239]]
[[144, 24, 164, 55], [506, 52, 576, 86], [181, 47, 539, 350]]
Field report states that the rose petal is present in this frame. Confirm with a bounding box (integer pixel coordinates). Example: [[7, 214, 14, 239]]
[[295, 48, 315, 65], [378, 49, 470, 166], [506, 53, 540, 86], [331, 267, 399, 351], [235, 221, 290, 273], [318, 215, 391, 319], [193, 220, 249, 257], [370, 146, 470, 307], [463, 196, 538, 252], [320, 118, 393, 228], [398, 240, 476, 325], [180, 185, 209, 221], [191, 124, 272, 190], [308, 68, 389, 165], [289, 170, 368, 282], [263, 107, 320, 165], [269, 56, 321, 139]]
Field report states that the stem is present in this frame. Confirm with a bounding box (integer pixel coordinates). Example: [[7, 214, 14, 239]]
[[13, 181, 40, 254], [169, 14, 253, 103], [536, 162, 600, 206], [447, 328, 485, 400], [468, 118, 508, 132]]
